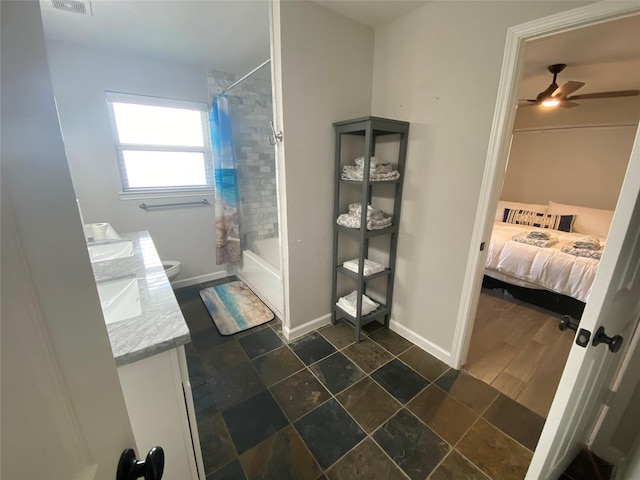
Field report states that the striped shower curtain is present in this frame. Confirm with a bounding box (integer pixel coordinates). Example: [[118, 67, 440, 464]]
[[210, 94, 241, 265]]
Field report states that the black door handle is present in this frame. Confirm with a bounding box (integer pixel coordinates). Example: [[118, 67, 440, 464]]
[[117, 446, 164, 480], [592, 326, 624, 353]]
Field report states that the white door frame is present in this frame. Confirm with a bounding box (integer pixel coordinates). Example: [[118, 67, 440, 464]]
[[451, 1, 640, 370]]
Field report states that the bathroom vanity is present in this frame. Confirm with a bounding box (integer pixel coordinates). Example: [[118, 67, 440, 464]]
[[90, 231, 204, 480]]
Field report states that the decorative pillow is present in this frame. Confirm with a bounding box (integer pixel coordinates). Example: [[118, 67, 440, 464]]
[[503, 208, 575, 232], [547, 201, 614, 238], [495, 200, 548, 222]]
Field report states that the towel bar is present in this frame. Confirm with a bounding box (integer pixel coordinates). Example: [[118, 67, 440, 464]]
[[139, 199, 209, 210]]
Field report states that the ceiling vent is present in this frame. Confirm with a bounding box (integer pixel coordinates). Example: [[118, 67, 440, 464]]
[[51, 0, 92, 15]]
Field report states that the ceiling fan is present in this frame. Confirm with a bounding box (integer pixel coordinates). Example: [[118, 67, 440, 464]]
[[519, 63, 640, 108]]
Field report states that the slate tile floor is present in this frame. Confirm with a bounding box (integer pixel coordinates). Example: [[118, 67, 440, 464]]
[[178, 279, 580, 480]]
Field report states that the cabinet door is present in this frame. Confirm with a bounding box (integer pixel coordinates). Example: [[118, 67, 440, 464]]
[[118, 347, 204, 480]]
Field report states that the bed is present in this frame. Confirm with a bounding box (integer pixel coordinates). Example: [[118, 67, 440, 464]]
[[484, 200, 614, 305]]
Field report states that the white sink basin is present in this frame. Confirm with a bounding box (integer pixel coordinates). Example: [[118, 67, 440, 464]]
[[88, 241, 133, 263], [97, 277, 141, 325]]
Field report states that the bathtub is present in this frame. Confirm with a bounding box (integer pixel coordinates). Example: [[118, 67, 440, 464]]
[[236, 237, 284, 319]]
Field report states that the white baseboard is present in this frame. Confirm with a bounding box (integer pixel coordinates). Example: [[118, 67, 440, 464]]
[[389, 318, 453, 366], [283, 313, 331, 341], [170, 271, 227, 289]]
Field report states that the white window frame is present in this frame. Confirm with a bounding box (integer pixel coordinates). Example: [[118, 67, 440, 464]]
[[106, 91, 214, 198]]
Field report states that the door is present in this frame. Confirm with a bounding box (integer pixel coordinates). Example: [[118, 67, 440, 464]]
[[526, 124, 640, 479], [1, 2, 138, 478]]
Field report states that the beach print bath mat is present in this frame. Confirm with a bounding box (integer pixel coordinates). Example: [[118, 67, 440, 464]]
[[200, 281, 274, 335]]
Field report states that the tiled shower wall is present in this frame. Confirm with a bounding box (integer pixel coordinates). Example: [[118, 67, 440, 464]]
[[207, 68, 278, 250]]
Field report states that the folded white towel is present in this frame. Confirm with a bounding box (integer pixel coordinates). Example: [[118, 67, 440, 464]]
[[337, 290, 379, 317], [343, 258, 386, 276]]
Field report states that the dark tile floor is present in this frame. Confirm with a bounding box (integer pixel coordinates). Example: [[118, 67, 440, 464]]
[[177, 279, 602, 480]]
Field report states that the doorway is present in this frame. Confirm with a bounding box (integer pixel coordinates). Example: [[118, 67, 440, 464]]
[[461, 19, 640, 413], [450, 3, 640, 477]]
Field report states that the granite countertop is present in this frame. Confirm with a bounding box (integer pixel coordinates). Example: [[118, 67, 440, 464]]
[[90, 231, 190, 367]]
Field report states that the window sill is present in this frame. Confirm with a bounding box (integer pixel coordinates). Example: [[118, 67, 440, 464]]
[[118, 188, 214, 201]]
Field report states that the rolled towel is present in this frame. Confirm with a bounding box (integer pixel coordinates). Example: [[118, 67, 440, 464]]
[[336, 215, 390, 230], [528, 230, 550, 240], [355, 156, 383, 166], [336, 212, 392, 230], [573, 236, 601, 251], [348, 203, 385, 220]]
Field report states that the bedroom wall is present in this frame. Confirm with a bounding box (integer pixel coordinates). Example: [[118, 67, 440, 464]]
[[45, 40, 225, 283], [370, 0, 591, 361], [501, 97, 640, 210], [501, 124, 637, 210], [274, 0, 374, 334]]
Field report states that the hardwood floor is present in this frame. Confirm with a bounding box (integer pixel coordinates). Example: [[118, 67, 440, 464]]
[[463, 288, 575, 418]]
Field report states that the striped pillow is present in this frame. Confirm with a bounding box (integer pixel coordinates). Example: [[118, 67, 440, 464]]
[[503, 208, 575, 232]]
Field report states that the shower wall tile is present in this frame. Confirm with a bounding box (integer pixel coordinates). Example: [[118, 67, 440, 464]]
[[207, 68, 278, 249]]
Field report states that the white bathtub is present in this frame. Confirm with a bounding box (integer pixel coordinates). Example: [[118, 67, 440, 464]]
[[236, 237, 283, 319], [253, 237, 280, 271]]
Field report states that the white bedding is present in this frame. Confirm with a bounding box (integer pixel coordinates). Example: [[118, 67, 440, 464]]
[[485, 222, 603, 302]]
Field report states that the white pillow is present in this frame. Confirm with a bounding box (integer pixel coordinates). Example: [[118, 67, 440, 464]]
[[495, 200, 548, 222], [547, 201, 614, 238]]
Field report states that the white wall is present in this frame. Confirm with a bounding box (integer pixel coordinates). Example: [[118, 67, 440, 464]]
[[370, 1, 590, 360], [275, 0, 374, 332], [45, 40, 224, 282], [1, 2, 135, 477]]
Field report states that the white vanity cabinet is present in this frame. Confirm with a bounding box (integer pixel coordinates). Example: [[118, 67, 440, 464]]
[[90, 231, 204, 480], [117, 346, 204, 480]]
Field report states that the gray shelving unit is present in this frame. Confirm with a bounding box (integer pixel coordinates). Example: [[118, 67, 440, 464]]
[[331, 116, 410, 342]]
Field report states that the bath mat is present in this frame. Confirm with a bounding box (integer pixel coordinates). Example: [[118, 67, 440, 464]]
[[199, 281, 274, 335]]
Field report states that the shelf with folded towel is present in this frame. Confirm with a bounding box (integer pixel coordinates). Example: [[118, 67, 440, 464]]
[[339, 178, 401, 185], [331, 116, 409, 343], [336, 265, 391, 281], [334, 303, 390, 327], [336, 224, 398, 237]]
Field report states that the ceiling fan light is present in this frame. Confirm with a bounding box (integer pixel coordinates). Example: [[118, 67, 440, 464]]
[[541, 98, 560, 108]]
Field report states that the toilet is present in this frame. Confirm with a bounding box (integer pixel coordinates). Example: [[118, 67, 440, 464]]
[[162, 261, 182, 282]]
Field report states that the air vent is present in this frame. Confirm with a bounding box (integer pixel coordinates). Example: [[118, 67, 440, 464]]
[[51, 0, 92, 15]]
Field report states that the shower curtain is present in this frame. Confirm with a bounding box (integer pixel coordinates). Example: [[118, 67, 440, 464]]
[[210, 94, 241, 265]]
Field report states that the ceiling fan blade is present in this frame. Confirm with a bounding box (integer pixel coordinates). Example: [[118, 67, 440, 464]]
[[552, 81, 585, 98], [567, 90, 640, 100]]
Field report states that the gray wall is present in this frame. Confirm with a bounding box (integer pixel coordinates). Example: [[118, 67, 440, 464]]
[[207, 69, 278, 250], [502, 97, 640, 210], [275, 0, 375, 332], [502, 125, 636, 210]]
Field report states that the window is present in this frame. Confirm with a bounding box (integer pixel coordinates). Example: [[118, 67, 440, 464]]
[[106, 92, 213, 194]]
